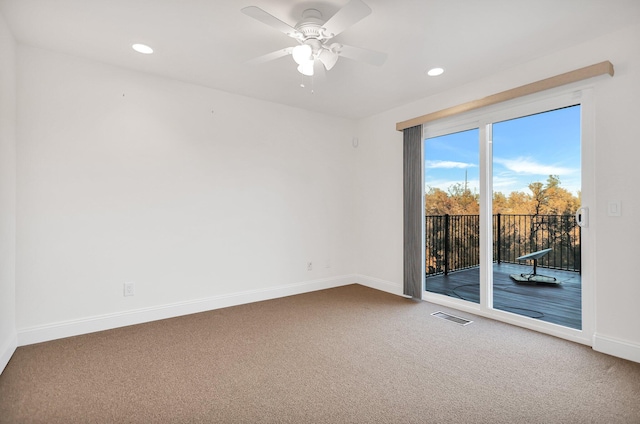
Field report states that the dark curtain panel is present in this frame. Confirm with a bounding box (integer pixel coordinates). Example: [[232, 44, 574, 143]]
[[403, 125, 422, 299]]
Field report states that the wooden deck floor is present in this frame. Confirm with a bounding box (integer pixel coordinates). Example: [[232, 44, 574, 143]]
[[425, 263, 582, 329]]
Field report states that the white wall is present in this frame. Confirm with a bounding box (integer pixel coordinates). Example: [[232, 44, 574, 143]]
[[355, 23, 640, 362], [6, 15, 640, 365], [16, 46, 357, 342], [0, 12, 17, 373]]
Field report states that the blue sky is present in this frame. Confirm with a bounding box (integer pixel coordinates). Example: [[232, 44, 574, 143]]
[[424, 105, 581, 196]]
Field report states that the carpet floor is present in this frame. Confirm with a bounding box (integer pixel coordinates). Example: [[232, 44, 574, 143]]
[[1, 284, 639, 423]]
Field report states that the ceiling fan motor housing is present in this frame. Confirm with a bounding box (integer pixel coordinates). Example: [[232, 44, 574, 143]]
[[295, 9, 328, 41]]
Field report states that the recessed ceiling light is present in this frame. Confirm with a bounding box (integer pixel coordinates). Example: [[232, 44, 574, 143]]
[[132, 43, 153, 54], [427, 67, 444, 77]]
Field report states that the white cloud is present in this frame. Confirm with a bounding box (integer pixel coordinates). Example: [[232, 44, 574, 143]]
[[494, 157, 575, 175], [492, 176, 520, 191], [425, 179, 480, 193], [425, 160, 477, 169]]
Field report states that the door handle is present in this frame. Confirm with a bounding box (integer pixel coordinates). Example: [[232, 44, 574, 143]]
[[576, 207, 589, 228]]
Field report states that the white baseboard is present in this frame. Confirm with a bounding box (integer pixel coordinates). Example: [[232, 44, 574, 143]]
[[17, 275, 356, 347], [355, 274, 405, 297], [0, 331, 17, 375], [593, 333, 640, 364]]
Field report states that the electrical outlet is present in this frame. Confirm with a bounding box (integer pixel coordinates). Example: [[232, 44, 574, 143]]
[[307, 262, 313, 271], [123, 282, 135, 297]]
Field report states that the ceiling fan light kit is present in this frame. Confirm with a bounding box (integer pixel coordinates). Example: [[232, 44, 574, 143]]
[[241, 0, 386, 80], [292, 44, 313, 65], [297, 60, 315, 76]]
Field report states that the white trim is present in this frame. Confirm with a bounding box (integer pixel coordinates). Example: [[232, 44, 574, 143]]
[[423, 118, 480, 140], [356, 274, 405, 297], [423, 83, 592, 138], [0, 331, 17, 374], [424, 290, 592, 346], [479, 122, 493, 312], [17, 275, 356, 346], [578, 89, 596, 339], [13, 279, 639, 364], [423, 291, 481, 314], [593, 334, 640, 363]]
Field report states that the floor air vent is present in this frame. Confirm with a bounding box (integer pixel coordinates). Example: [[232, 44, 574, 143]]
[[431, 311, 473, 326]]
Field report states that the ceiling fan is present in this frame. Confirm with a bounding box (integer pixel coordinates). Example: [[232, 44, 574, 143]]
[[241, 0, 387, 77]]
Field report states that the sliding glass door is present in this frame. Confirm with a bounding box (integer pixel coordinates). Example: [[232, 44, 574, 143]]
[[424, 128, 480, 303], [491, 106, 582, 329], [423, 90, 592, 341]]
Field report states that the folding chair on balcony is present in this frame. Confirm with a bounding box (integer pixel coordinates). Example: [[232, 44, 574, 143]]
[[509, 248, 559, 284]]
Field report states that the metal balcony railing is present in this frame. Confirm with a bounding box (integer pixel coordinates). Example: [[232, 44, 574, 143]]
[[425, 214, 581, 276]]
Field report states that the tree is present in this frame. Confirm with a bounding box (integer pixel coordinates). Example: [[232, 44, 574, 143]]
[[425, 184, 479, 215], [529, 181, 547, 215], [447, 183, 479, 215], [425, 187, 453, 215], [492, 192, 509, 213], [424, 175, 581, 275], [426, 175, 579, 216], [544, 175, 580, 215]]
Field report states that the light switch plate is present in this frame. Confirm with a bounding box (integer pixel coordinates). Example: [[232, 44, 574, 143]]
[[608, 201, 621, 216]]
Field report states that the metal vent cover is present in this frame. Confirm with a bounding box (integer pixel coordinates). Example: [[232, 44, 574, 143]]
[[431, 311, 473, 326]]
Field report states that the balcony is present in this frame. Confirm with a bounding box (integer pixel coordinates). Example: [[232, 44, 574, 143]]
[[425, 214, 581, 329]]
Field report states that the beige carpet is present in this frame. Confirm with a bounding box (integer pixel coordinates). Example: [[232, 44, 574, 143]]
[[1, 284, 639, 423]]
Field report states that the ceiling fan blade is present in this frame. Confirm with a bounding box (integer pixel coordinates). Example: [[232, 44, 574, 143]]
[[337, 44, 387, 66], [246, 47, 293, 65], [241, 6, 300, 38], [322, 0, 371, 38]]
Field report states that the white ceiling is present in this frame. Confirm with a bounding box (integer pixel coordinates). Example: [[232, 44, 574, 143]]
[[1, 0, 639, 119]]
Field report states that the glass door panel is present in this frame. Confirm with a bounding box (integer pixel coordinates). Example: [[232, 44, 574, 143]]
[[491, 105, 582, 329], [424, 128, 480, 303]]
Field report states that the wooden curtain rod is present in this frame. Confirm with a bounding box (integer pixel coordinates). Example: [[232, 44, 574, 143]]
[[396, 61, 614, 132]]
